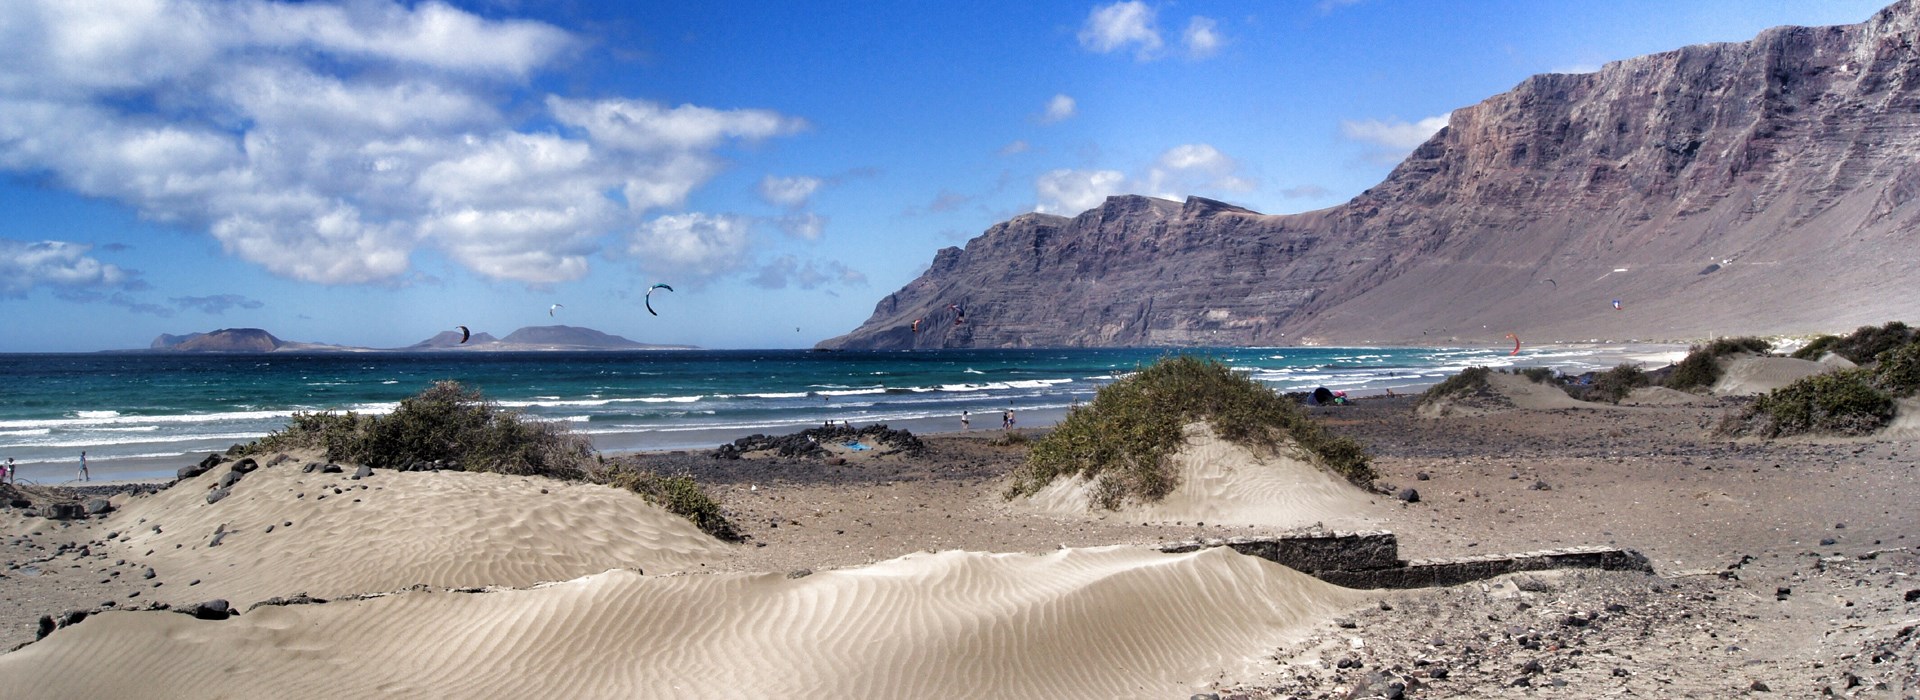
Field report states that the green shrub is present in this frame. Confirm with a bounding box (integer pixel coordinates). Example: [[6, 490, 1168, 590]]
[[1420, 366, 1495, 404], [1872, 341, 1920, 397], [1790, 335, 1839, 360], [247, 381, 740, 539], [1667, 336, 1772, 391], [600, 466, 742, 541], [1568, 363, 1649, 404], [1006, 355, 1372, 509], [1818, 322, 1915, 364], [1738, 368, 1895, 437], [1518, 367, 1557, 384]]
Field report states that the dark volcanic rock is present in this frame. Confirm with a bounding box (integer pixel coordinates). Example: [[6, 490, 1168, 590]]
[[822, 4, 1920, 348], [153, 328, 282, 353], [188, 600, 231, 620], [711, 424, 928, 460], [83, 498, 111, 515]]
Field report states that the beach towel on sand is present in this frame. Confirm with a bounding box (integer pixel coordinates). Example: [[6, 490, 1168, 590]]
[[845, 442, 870, 451]]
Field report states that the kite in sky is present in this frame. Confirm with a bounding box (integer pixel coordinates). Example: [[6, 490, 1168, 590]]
[[644, 284, 674, 316]]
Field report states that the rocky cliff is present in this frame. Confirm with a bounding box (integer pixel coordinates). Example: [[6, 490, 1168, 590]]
[[823, 2, 1920, 349]]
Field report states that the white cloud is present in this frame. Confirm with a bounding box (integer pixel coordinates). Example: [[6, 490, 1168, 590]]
[[776, 212, 827, 240], [0, 0, 802, 286], [751, 256, 866, 290], [547, 96, 806, 153], [1339, 114, 1451, 150], [1078, 1, 1162, 60], [1040, 94, 1077, 124], [1182, 17, 1222, 58], [1035, 143, 1256, 214], [998, 140, 1031, 156], [758, 175, 824, 208], [171, 293, 263, 314], [1143, 143, 1255, 197], [0, 238, 134, 297], [1035, 169, 1127, 214], [627, 213, 753, 278]]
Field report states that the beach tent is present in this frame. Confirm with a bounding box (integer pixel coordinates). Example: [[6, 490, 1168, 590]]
[[1309, 386, 1335, 406]]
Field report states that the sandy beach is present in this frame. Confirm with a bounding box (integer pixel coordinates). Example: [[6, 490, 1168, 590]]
[[1, 367, 1915, 698]]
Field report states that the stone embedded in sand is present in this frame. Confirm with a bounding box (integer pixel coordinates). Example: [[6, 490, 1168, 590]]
[[1396, 488, 1420, 503], [352, 465, 372, 480], [321, 464, 342, 474], [229, 458, 259, 474], [188, 600, 230, 620], [205, 489, 230, 505], [216, 471, 243, 489], [84, 498, 112, 515]]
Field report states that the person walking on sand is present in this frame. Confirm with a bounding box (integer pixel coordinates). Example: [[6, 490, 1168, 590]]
[[79, 451, 88, 482], [3, 457, 12, 484], [961, 410, 971, 431], [1001, 410, 1011, 430], [1008, 409, 1016, 428]]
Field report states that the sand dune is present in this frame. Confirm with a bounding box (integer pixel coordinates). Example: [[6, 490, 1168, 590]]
[[1019, 423, 1380, 529], [1486, 373, 1590, 410], [1620, 386, 1710, 405], [1710, 355, 1834, 396], [0, 545, 1368, 699], [100, 453, 729, 606]]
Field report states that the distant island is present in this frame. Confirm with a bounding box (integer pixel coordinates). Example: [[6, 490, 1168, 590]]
[[140, 326, 696, 353]]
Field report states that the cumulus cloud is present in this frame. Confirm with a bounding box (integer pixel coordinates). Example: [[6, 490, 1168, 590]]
[[626, 213, 753, 278], [1039, 94, 1077, 124], [1035, 169, 1127, 214], [757, 175, 824, 208], [0, 239, 135, 297], [1339, 114, 1451, 150], [1037, 143, 1256, 214], [171, 293, 264, 315], [1078, 1, 1162, 60], [0, 0, 803, 286], [1182, 17, 1222, 58], [1142, 143, 1255, 199], [776, 212, 827, 240], [751, 256, 866, 290]]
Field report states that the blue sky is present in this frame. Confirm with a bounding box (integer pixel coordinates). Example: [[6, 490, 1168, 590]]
[[0, 0, 1891, 351]]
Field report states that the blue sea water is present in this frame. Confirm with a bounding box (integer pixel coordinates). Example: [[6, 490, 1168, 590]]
[[0, 346, 1615, 482]]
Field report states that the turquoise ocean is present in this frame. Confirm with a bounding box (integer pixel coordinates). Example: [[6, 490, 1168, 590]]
[[0, 346, 1618, 483]]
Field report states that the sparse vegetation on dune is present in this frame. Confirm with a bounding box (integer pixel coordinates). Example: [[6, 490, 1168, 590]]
[[1791, 322, 1915, 363], [247, 381, 740, 540], [1006, 355, 1373, 509], [1727, 322, 1920, 438], [1666, 337, 1771, 392], [1565, 363, 1650, 404], [1420, 366, 1497, 404]]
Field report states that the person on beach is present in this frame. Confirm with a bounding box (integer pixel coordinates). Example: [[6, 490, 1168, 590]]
[[79, 451, 88, 482], [1009, 409, 1016, 427], [961, 410, 970, 431], [3, 457, 12, 484], [1001, 410, 1012, 430]]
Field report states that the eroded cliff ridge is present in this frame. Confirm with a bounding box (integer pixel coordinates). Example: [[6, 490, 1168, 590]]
[[823, 2, 1920, 349]]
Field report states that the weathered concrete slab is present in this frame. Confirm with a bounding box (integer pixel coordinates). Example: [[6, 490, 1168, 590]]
[[1162, 534, 1653, 590]]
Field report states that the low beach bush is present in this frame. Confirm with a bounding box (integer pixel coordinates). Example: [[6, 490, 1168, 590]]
[[1006, 355, 1372, 509], [1809, 322, 1915, 364], [1420, 366, 1495, 403], [1666, 336, 1771, 392], [1517, 367, 1557, 384], [1735, 368, 1895, 437], [247, 381, 742, 538], [1871, 341, 1920, 397], [598, 465, 742, 541], [1564, 363, 1649, 404], [1790, 335, 1840, 360]]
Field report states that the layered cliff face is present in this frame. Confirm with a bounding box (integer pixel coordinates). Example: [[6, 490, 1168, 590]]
[[823, 2, 1920, 349]]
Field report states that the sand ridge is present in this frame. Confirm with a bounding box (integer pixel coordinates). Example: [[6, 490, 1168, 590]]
[[0, 545, 1369, 699], [1017, 423, 1381, 529], [1710, 355, 1834, 396], [101, 453, 730, 607]]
